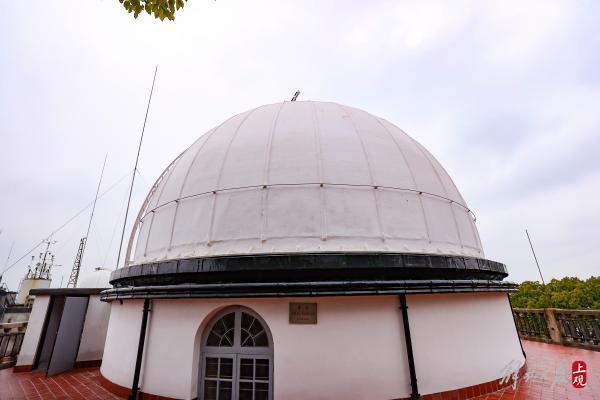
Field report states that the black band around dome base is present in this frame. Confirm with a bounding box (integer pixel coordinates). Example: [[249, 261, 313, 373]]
[[100, 279, 517, 301], [109, 253, 509, 288]]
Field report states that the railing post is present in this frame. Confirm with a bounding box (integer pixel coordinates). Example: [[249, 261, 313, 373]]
[[544, 308, 562, 345]]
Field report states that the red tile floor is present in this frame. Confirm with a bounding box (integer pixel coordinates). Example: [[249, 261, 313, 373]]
[[0, 340, 598, 400], [471, 340, 599, 400], [0, 368, 120, 400]]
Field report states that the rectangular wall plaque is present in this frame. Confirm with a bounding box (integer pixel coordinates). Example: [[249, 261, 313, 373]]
[[289, 302, 317, 324]]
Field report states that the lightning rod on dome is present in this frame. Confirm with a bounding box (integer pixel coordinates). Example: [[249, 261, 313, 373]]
[[116, 66, 159, 270], [525, 228, 545, 285], [291, 90, 300, 101], [68, 153, 107, 288]]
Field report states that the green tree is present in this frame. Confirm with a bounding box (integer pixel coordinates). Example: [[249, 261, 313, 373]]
[[119, 0, 187, 21], [510, 276, 600, 309]]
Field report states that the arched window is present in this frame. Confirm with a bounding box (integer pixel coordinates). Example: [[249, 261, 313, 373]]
[[200, 307, 273, 400]]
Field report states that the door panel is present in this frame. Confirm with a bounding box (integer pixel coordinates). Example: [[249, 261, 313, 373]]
[[47, 296, 89, 376], [203, 356, 235, 400], [237, 357, 270, 400], [35, 296, 65, 371], [200, 308, 273, 400]]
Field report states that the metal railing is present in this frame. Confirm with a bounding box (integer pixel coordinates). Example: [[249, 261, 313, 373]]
[[0, 332, 25, 369], [554, 310, 600, 347], [512, 308, 600, 351], [513, 308, 551, 340]]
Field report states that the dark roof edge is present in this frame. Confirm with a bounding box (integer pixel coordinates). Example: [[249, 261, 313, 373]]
[[30, 288, 108, 296], [100, 279, 518, 302], [110, 253, 508, 287]]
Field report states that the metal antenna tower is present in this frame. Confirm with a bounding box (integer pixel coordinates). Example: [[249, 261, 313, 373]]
[[67, 154, 107, 288], [67, 237, 86, 288], [33, 238, 56, 279]]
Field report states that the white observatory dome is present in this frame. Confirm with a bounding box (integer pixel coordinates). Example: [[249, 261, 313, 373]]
[[128, 101, 483, 266]]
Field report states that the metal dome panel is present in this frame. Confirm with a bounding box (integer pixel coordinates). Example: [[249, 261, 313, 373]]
[[126, 101, 483, 266]]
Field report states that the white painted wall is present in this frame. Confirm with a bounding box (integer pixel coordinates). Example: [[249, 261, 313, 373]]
[[101, 296, 411, 400], [100, 293, 524, 399], [100, 299, 144, 388], [15, 295, 50, 366], [15, 278, 51, 305], [77, 295, 111, 362], [1, 311, 29, 324], [408, 292, 525, 395]]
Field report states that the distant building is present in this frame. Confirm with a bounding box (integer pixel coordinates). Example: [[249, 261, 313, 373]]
[[1, 246, 55, 326], [15, 243, 55, 307]]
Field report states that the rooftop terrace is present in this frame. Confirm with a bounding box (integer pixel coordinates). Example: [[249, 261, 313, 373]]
[[0, 340, 597, 400]]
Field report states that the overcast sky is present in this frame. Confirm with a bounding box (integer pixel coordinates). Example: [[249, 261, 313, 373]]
[[1, 0, 598, 290]]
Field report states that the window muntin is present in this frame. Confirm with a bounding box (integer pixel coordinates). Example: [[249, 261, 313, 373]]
[[200, 308, 273, 400], [240, 312, 268, 347], [204, 357, 234, 400], [238, 358, 269, 400], [206, 312, 235, 347]]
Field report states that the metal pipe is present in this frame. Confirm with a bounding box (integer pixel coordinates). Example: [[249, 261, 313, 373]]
[[525, 229, 545, 285], [109, 279, 516, 291], [78, 154, 108, 270], [506, 293, 526, 359], [129, 298, 151, 400], [399, 294, 420, 399], [101, 280, 520, 302], [117, 66, 158, 269]]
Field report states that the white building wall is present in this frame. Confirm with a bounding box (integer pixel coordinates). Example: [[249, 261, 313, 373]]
[[15, 295, 50, 366], [101, 299, 144, 389], [100, 293, 524, 399], [101, 296, 411, 400], [408, 292, 525, 395], [1, 311, 29, 324], [76, 295, 111, 362], [15, 279, 51, 305]]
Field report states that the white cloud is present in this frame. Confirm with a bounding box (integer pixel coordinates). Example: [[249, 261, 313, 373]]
[[344, 0, 473, 57], [0, 0, 598, 290], [479, 169, 600, 282]]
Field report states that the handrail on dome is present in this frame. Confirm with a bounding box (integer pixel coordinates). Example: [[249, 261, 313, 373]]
[[124, 151, 186, 269]]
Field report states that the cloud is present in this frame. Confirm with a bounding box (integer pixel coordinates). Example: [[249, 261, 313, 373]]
[[0, 0, 598, 290], [479, 169, 600, 282]]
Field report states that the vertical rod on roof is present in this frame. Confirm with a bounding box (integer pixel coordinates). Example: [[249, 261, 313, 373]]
[[399, 294, 420, 399], [129, 298, 151, 400], [84, 154, 107, 245], [525, 229, 545, 285], [116, 66, 158, 269], [507, 293, 526, 359], [68, 154, 108, 288], [0, 240, 14, 285]]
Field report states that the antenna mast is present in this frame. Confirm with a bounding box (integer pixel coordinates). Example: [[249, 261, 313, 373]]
[[68, 154, 107, 288], [116, 66, 158, 269], [525, 229, 545, 285], [0, 241, 14, 284], [32, 239, 56, 280]]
